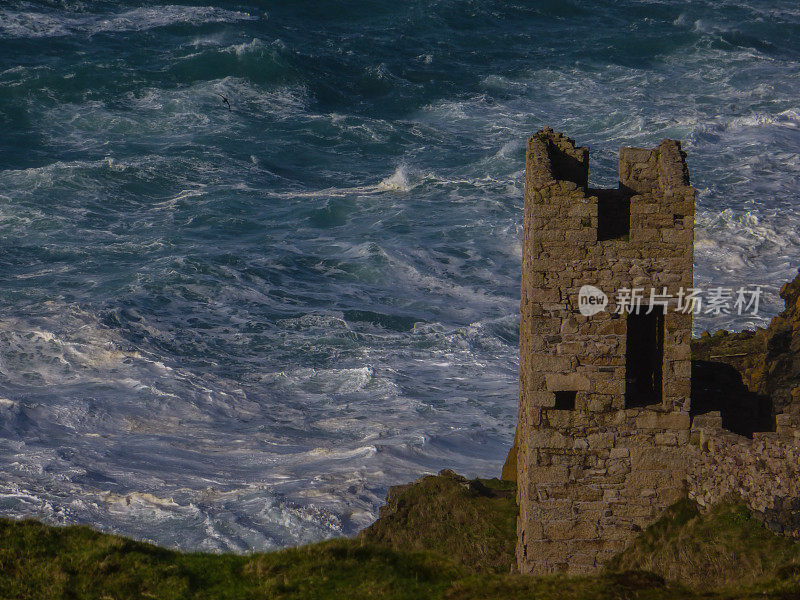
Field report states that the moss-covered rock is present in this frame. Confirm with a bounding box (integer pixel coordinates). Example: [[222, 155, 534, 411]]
[[358, 469, 518, 574], [608, 499, 800, 592]]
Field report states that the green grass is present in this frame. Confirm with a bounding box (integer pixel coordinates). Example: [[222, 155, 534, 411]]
[[0, 517, 459, 600], [3, 476, 800, 599], [609, 499, 800, 592], [442, 571, 694, 600], [0, 516, 699, 600], [358, 469, 517, 574]]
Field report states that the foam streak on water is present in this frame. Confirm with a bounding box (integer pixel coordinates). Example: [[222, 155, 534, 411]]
[[0, 0, 798, 550]]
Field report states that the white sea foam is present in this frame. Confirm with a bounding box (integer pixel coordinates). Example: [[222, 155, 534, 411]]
[[0, 314, 140, 387], [224, 37, 268, 57], [0, 6, 256, 39], [0, 292, 516, 549], [377, 165, 412, 191]]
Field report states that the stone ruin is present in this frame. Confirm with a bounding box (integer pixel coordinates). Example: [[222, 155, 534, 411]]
[[516, 128, 800, 575], [517, 128, 695, 574]]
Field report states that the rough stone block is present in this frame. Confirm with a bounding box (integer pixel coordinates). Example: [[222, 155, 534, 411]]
[[545, 372, 590, 392]]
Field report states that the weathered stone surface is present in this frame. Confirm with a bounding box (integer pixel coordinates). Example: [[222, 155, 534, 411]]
[[688, 412, 800, 537], [517, 129, 695, 574], [516, 129, 800, 577]]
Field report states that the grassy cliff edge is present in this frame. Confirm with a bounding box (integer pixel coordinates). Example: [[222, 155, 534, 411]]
[[3, 472, 800, 598]]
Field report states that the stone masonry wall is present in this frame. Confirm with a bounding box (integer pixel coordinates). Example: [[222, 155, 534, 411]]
[[689, 411, 800, 537], [517, 128, 695, 574]]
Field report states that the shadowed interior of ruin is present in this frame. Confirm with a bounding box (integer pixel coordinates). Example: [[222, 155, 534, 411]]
[[626, 310, 665, 408], [553, 390, 577, 410], [592, 188, 631, 241], [691, 360, 775, 437], [547, 143, 588, 189]]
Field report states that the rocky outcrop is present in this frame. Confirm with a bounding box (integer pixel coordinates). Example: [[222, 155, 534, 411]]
[[358, 470, 517, 574], [692, 267, 800, 417], [500, 427, 518, 481]]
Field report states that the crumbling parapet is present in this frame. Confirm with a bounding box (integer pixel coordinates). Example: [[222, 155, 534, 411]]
[[689, 411, 800, 537]]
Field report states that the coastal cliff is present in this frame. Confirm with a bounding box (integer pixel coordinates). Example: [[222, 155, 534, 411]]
[[6, 483, 800, 598]]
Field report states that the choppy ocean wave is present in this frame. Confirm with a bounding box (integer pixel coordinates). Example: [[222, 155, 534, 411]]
[[0, 5, 256, 39], [0, 0, 798, 551]]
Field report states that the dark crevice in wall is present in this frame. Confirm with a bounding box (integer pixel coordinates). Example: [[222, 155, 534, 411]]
[[691, 360, 775, 438], [553, 391, 577, 410]]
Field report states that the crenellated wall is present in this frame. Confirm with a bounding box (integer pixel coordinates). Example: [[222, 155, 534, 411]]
[[516, 129, 800, 575], [517, 128, 695, 574]]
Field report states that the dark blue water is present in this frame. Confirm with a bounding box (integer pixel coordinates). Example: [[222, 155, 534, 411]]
[[0, 0, 799, 551]]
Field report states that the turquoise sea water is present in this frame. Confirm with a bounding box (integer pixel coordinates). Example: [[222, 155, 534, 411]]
[[0, 1, 799, 551]]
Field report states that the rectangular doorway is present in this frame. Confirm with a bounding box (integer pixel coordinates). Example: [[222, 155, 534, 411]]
[[625, 309, 664, 407]]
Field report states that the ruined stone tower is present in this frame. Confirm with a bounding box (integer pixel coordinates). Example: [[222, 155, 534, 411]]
[[517, 128, 695, 573]]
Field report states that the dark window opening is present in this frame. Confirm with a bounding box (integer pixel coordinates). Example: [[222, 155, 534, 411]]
[[594, 188, 631, 241], [553, 390, 577, 410], [625, 309, 664, 407]]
